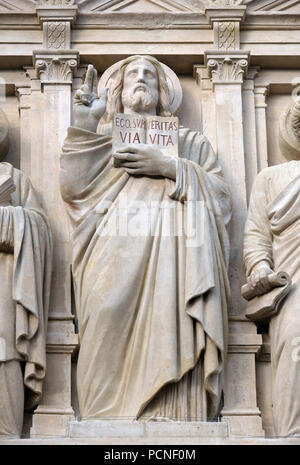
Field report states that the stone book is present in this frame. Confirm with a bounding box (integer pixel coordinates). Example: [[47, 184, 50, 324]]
[[0, 174, 16, 205], [242, 271, 292, 322], [112, 113, 179, 159]]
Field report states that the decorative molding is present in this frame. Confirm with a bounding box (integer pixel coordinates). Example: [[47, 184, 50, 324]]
[[217, 21, 235, 49], [193, 64, 213, 91], [204, 5, 246, 50], [36, 5, 77, 51], [212, 20, 242, 50], [78, 0, 205, 13], [36, 6, 78, 25], [45, 21, 68, 48], [36, 0, 75, 5], [207, 0, 243, 5], [247, 0, 300, 12], [254, 86, 268, 109], [0, 0, 36, 12], [33, 50, 79, 85], [205, 51, 250, 85]]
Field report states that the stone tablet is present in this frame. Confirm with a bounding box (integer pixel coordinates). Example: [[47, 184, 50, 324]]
[[113, 113, 179, 159]]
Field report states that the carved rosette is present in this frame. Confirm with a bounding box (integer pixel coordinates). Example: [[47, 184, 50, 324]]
[[205, 53, 249, 85], [34, 52, 79, 85]]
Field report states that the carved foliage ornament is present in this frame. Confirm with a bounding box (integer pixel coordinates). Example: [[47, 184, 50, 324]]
[[207, 56, 248, 83], [36, 56, 77, 83]]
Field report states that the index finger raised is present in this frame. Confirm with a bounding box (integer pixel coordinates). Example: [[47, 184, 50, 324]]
[[84, 64, 94, 90]]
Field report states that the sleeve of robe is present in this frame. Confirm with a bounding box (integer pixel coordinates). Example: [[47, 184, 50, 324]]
[[243, 169, 274, 277], [0, 163, 53, 410]]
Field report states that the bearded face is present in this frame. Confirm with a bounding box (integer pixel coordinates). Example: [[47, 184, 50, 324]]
[[121, 59, 159, 114], [121, 84, 159, 113]]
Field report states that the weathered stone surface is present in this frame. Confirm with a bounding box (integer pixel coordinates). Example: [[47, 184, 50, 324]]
[[243, 107, 300, 437], [61, 55, 231, 423], [0, 0, 299, 443], [0, 109, 53, 439]]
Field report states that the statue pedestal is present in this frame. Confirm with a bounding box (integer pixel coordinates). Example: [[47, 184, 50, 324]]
[[69, 420, 228, 440], [2, 421, 300, 444]]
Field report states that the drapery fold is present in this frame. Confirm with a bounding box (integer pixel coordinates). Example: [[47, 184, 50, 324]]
[[244, 161, 300, 437], [0, 163, 52, 410], [61, 126, 231, 420]]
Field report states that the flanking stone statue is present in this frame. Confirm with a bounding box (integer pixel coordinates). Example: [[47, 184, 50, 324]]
[[243, 100, 300, 437], [0, 109, 53, 438], [60, 55, 231, 422]]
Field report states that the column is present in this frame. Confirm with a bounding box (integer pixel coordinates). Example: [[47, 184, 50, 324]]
[[16, 86, 32, 176], [205, 49, 250, 315], [27, 3, 79, 437], [204, 4, 264, 437], [242, 69, 259, 202], [193, 65, 217, 152], [254, 86, 269, 171]]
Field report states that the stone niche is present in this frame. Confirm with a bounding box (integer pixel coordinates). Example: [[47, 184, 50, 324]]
[[0, 0, 300, 445]]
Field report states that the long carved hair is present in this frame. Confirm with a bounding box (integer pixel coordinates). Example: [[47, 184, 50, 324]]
[[103, 55, 172, 122]]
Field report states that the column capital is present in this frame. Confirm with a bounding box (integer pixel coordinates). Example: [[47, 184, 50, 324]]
[[205, 50, 250, 86], [33, 50, 79, 86]]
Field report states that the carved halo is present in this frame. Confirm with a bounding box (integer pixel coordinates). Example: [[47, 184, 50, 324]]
[[279, 102, 300, 161], [0, 109, 9, 161], [98, 56, 183, 115]]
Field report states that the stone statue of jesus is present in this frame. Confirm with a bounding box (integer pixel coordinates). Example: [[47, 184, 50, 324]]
[[60, 55, 231, 422]]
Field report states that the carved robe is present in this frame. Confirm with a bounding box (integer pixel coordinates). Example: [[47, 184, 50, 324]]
[[244, 160, 300, 437], [0, 162, 52, 437], [60, 126, 231, 421]]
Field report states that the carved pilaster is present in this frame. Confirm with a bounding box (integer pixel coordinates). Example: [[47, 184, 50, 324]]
[[205, 4, 246, 51], [16, 86, 32, 175], [36, 1, 78, 50], [205, 51, 250, 87], [254, 86, 269, 171], [34, 51, 79, 85], [30, 0, 79, 438], [242, 68, 260, 201], [193, 65, 217, 151]]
